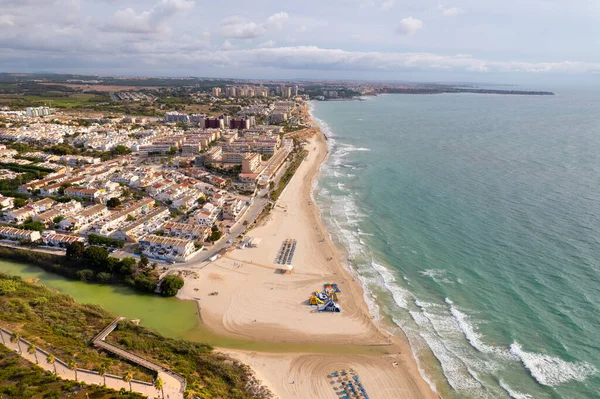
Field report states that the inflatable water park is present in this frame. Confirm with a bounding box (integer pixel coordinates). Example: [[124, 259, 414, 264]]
[[309, 283, 342, 312]]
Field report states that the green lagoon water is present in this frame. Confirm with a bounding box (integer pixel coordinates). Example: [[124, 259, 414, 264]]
[[0, 260, 383, 356], [310, 92, 600, 398]]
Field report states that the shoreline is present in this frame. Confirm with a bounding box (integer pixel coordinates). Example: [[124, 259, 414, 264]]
[[176, 107, 438, 398]]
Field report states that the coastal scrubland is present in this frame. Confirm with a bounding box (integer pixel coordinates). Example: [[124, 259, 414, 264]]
[[0, 272, 270, 399]]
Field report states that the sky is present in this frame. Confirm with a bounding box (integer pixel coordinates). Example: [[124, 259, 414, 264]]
[[1, 0, 600, 84]]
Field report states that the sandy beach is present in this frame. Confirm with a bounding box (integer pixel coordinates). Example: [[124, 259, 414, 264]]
[[177, 120, 437, 398]]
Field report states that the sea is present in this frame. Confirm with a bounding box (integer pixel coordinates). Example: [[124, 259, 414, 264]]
[[310, 90, 600, 399]]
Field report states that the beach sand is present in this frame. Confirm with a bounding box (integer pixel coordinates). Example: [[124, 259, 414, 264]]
[[177, 124, 437, 398]]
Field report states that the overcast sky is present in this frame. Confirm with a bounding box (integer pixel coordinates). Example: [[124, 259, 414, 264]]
[[1, 0, 599, 84]]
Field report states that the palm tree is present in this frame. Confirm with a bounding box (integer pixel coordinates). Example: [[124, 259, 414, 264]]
[[68, 359, 78, 381], [27, 343, 38, 364], [123, 371, 133, 392], [98, 364, 107, 386], [46, 353, 56, 374], [10, 332, 22, 353], [154, 377, 164, 399], [184, 390, 193, 399]]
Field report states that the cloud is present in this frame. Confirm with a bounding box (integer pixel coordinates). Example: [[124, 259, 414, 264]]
[[266, 12, 289, 30], [381, 0, 395, 10], [440, 6, 462, 16], [222, 40, 236, 50], [4, 36, 600, 77], [257, 40, 276, 48], [0, 15, 15, 27], [220, 12, 290, 39], [179, 32, 211, 50], [175, 46, 600, 75], [220, 16, 266, 39], [107, 0, 195, 34], [396, 17, 423, 36]]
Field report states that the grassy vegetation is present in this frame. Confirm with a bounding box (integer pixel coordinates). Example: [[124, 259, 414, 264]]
[[270, 146, 309, 201], [0, 273, 154, 383], [0, 93, 111, 109], [88, 234, 125, 249], [0, 162, 53, 198], [0, 273, 271, 399], [108, 321, 273, 399], [0, 345, 145, 399]]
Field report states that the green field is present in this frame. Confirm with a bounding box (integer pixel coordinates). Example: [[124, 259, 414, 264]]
[[0, 93, 110, 108]]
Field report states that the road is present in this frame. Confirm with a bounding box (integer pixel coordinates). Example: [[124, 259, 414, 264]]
[[184, 188, 270, 266], [182, 153, 294, 268]]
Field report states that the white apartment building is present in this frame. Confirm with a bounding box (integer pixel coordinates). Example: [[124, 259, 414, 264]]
[[196, 205, 220, 227], [59, 204, 109, 231], [41, 232, 85, 247], [112, 206, 169, 242], [138, 235, 196, 261], [163, 221, 211, 241], [64, 187, 101, 201], [0, 226, 41, 242]]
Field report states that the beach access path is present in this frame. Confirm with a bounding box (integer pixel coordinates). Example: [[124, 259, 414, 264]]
[[0, 325, 171, 399], [92, 318, 186, 399]]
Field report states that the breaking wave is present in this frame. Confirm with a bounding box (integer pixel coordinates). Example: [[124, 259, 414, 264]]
[[509, 342, 597, 386], [499, 380, 533, 399]]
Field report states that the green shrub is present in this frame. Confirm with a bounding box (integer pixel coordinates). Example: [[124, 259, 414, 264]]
[[159, 275, 184, 297]]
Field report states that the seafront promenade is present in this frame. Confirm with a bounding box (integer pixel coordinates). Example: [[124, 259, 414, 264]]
[[0, 320, 185, 399]]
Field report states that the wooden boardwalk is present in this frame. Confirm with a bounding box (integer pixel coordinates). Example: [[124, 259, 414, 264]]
[[92, 318, 186, 399], [0, 318, 187, 399], [0, 327, 160, 398]]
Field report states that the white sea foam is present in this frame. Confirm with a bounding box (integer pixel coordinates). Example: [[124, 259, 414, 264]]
[[415, 300, 442, 309], [417, 330, 482, 390], [407, 336, 439, 394], [340, 144, 371, 152], [466, 367, 485, 387], [371, 261, 412, 309], [509, 342, 597, 386], [420, 269, 454, 284], [357, 231, 374, 236], [499, 380, 533, 399], [449, 306, 514, 361], [359, 277, 382, 323], [410, 311, 429, 326]]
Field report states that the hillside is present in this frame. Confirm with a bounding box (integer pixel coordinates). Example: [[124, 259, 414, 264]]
[[0, 272, 271, 399]]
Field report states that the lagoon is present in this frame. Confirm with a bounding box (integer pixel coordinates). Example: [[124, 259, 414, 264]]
[[0, 259, 383, 356]]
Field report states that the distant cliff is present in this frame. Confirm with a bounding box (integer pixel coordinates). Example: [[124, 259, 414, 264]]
[[380, 87, 555, 95]]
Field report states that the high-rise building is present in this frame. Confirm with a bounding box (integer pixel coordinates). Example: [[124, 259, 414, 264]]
[[294, 85, 299, 96], [212, 87, 221, 97], [26, 106, 52, 117], [225, 87, 237, 97]]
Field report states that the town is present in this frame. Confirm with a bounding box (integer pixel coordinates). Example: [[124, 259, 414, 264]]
[[0, 82, 314, 271]]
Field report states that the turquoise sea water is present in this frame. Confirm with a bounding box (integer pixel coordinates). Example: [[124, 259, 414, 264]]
[[310, 92, 600, 398]]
